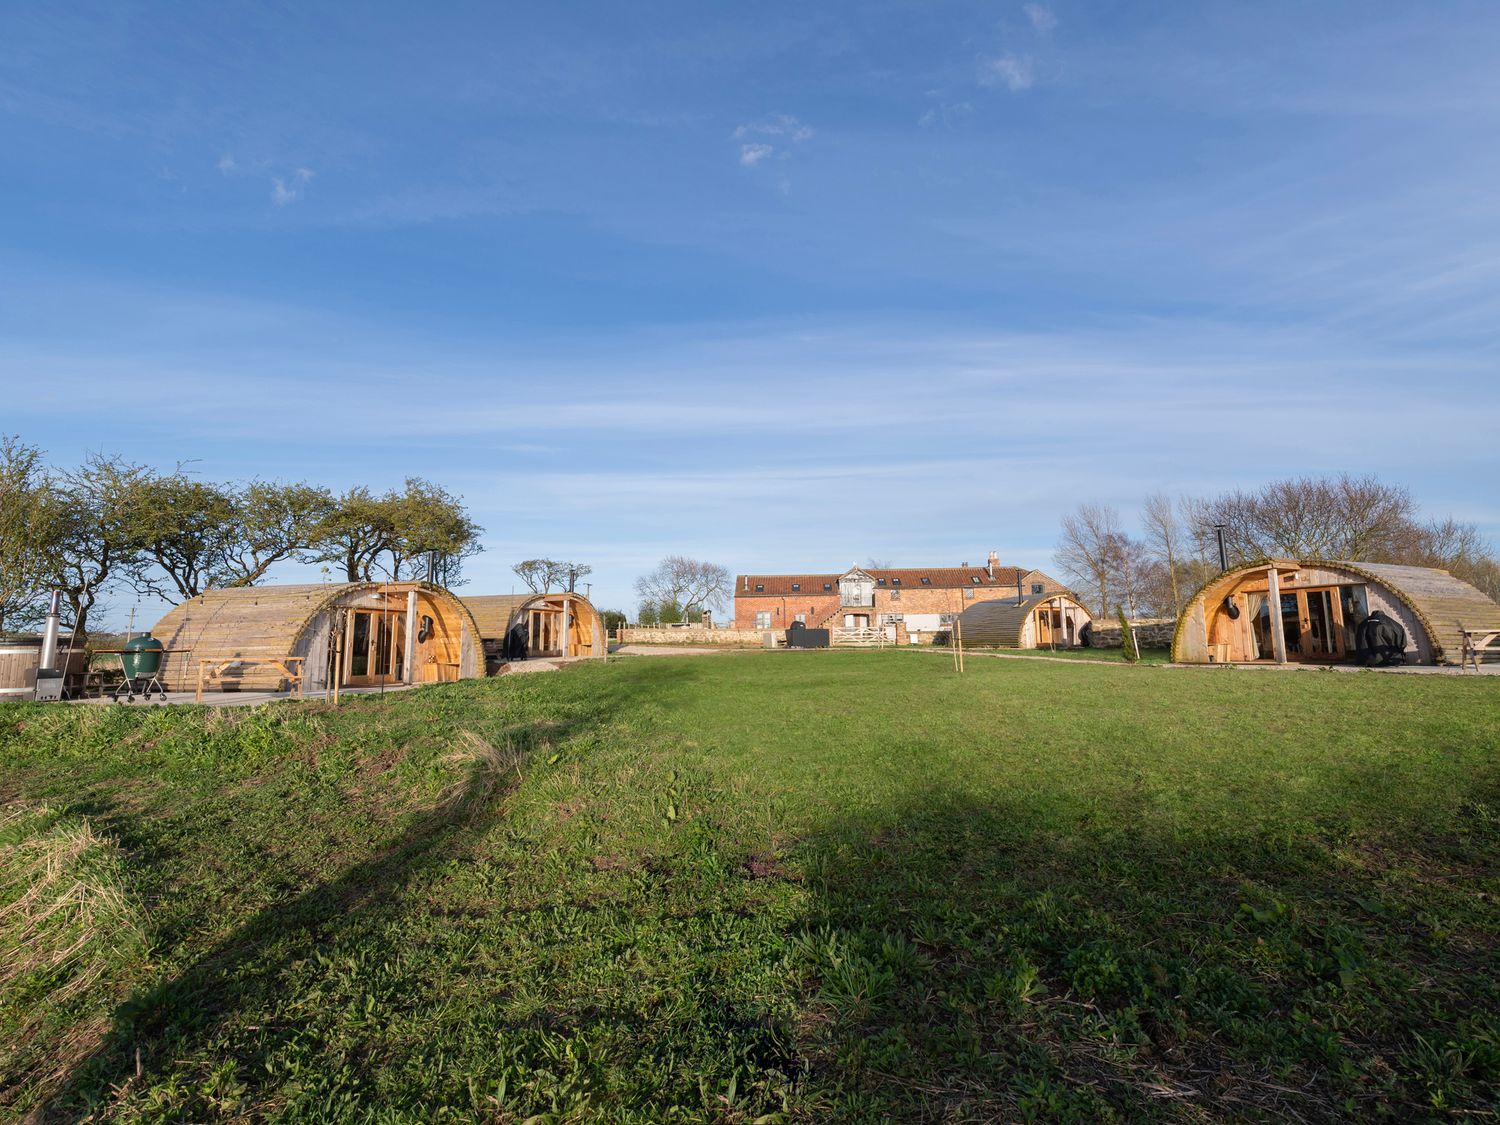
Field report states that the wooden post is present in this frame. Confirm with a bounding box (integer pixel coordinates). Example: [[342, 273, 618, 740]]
[[195, 659, 205, 704], [957, 619, 965, 673], [1266, 567, 1288, 664], [404, 589, 419, 685]]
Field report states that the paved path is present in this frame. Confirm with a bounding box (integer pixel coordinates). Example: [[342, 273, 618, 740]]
[[72, 684, 422, 707], [610, 644, 743, 656]]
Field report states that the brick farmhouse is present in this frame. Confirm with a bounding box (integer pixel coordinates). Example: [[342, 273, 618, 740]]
[[733, 552, 1068, 644]]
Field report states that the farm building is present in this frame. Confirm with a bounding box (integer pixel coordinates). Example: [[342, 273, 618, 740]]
[[955, 590, 1093, 649], [151, 581, 485, 693], [462, 592, 606, 672], [735, 552, 1067, 643], [1172, 560, 1500, 667]]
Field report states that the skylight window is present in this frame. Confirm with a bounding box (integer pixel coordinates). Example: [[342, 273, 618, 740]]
[[791, 583, 800, 592], [920, 577, 931, 585], [877, 578, 886, 585], [892, 578, 901, 586], [823, 583, 832, 591], [970, 576, 981, 584], [755, 584, 764, 592]]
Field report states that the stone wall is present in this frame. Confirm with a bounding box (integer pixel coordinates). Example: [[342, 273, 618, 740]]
[[1087, 618, 1176, 649], [619, 626, 766, 647]]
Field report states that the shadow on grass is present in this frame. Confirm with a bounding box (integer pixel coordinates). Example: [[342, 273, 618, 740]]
[[789, 787, 1500, 1122], [27, 718, 561, 1123]]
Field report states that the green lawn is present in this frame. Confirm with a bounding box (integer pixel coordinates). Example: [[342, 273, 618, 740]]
[[2, 651, 1498, 1122]]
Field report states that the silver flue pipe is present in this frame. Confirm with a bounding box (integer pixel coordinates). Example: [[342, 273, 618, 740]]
[[38, 590, 62, 672]]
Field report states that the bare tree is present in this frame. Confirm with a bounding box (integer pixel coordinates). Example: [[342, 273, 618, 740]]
[[1057, 504, 1134, 617], [1140, 493, 1184, 618], [1194, 474, 1416, 562], [634, 556, 731, 616]]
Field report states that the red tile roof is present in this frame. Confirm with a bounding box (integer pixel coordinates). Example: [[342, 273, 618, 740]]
[[736, 567, 1034, 597]]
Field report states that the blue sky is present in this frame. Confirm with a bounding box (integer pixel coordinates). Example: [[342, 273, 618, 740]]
[[4, 1, 1499, 624]]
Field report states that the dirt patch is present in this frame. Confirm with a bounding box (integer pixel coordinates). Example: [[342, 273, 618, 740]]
[[356, 742, 409, 780], [744, 853, 798, 881], [591, 853, 630, 872]]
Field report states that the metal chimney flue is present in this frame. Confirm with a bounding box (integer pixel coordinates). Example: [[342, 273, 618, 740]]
[[38, 591, 62, 672]]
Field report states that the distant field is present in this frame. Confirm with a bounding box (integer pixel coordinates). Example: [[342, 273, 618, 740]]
[[2, 652, 1497, 1122]]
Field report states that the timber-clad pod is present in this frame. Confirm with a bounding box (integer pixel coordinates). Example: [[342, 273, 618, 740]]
[[151, 581, 484, 693], [1172, 559, 1500, 666], [461, 593, 606, 673], [955, 591, 1093, 649]]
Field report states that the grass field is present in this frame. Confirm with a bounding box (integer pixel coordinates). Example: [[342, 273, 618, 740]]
[[2, 651, 1498, 1122]]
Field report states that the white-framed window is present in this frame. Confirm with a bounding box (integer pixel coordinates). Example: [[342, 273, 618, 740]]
[[1031, 582, 1045, 594], [794, 613, 806, 624], [882, 613, 904, 624], [963, 588, 976, 599], [939, 613, 956, 625], [755, 611, 773, 628]]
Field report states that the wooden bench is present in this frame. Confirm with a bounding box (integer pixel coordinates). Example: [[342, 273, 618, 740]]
[[1459, 626, 1500, 674], [196, 657, 305, 702]]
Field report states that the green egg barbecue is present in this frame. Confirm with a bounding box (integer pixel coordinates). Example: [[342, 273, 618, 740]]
[[121, 633, 164, 677]]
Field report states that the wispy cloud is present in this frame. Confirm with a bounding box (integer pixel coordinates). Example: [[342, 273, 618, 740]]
[[215, 153, 236, 174], [979, 53, 1034, 91], [733, 115, 815, 143], [731, 114, 815, 176], [1024, 4, 1057, 34], [919, 101, 974, 129], [738, 142, 774, 167], [270, 167, 315, 206]]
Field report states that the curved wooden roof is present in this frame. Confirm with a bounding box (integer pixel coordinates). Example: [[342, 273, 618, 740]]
[[956, 591, 1090, 647], [1342, 562, 1500, 663], [1170, 559, 1500, 664], [154, 583, 352, 671], [151, 581, 483, 689], [462, 592, 602, 640]]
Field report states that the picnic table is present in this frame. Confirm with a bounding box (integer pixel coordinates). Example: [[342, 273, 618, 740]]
[[196, 656, 305, 702], [1459, 626, 1500, 673]]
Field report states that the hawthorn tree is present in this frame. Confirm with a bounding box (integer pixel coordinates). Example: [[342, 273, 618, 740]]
[[0, 437, 64, 632]]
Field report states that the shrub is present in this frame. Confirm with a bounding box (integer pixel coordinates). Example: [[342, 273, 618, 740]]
[[1117, 606, 1140, 663]]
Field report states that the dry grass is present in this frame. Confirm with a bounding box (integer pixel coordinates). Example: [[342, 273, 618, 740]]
[[436, 730, 529, 819], [0, 804, 146, 1112]]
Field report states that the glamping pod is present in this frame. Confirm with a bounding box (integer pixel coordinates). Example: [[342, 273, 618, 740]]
[[955, 590, 1092, 649], [1172, 560, 1500, 667], [151, 581, 484, 693], [462, 592, 606, 672]]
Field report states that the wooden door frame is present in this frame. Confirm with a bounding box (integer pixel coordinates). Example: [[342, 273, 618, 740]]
[[342, 608, 407, 687]]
